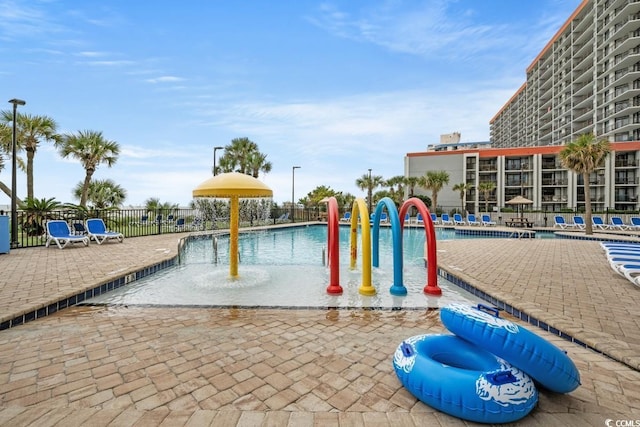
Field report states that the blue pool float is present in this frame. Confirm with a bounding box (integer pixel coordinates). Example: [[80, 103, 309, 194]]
[[393, 334, 538, 424], [440, 303, 581, 394]]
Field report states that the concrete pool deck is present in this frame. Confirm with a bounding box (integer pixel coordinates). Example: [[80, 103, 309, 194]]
[[0, 225, 639, 425]]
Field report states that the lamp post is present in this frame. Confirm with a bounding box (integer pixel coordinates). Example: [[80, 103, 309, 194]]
[[292, 166, 301, 222], [8, 99, 25, 249], [213, 146, 224, 176], [367, 168, 372, 214]]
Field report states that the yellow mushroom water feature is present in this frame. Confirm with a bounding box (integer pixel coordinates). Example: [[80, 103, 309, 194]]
[[192, 172, 273, 278]]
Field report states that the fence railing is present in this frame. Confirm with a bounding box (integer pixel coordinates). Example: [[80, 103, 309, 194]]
[[8, 204, 640, 249]]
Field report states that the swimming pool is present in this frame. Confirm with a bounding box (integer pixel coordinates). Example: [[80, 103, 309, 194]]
[[84, 225, 485, 309]]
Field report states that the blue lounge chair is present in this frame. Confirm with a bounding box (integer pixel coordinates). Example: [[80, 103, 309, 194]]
[[86, 218, 124, 244], [467, 214, 480, 226], [380, 212, 389, 223], [174, 217, 186, 231], [340, 212, 351, 222], [592, 216, 610, 230], [430, 213, 439, 224], [441, 213, 453, 225], [610, 217, 628, 230], [630, 217, 640, 230], [414, 213, 424, 224], [573, 216, 586, 230], [481, 214, 496, 226], [453, 213, 466, 226], [45, 220, 89, 249], [553, 216, 575, 229]]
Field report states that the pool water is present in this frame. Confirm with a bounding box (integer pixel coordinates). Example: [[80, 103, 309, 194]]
[[84, 225, 486, 309]]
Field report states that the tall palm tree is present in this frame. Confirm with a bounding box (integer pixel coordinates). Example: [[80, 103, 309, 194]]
[[477, 181, 496, 212], [1, 111, 60, 199], [355, 172, 384, 212], [56, 130, 120, 208], [247, 151, 272, 178], [560, 133, 611, 235], [403, 176, 420, 198], [418, 170, 450, 213], [452, 182, 472, 213], [218, 137, 272, 177], [385, 175, 405, 205], [73, 178, 127, 209]]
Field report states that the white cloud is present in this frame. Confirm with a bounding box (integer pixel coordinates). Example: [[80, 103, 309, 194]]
[[145, 76, 186, 84]]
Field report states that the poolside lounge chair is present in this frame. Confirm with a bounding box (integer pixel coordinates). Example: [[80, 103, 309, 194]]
[[404, 213, 411, 225], [573, 216, 586, 230], [276, 212, 289, 223], [553, 216, 572, 229], [340, 212, 351, 222], [45, 220, 89, 249], [174, 218, 186, 231], [610, 217, 628, 230], [379, 212, 389, 223], [592, 216, 610, 230], [441, 213, 453, 225], [430, 213, 439, 224], [629, 217, 640, 230], [86, 218, 124, 244], [453, 213, 466, 226], [466, 214, 480, 226], [71, 222, 87, 235], [481, 214, 496, 226]]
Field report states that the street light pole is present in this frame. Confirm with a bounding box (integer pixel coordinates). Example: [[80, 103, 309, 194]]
[[292, 166, 301, 222], [213, 146, 224, 176], [368, 168, 372, 213], [8, 99, 25, 249]]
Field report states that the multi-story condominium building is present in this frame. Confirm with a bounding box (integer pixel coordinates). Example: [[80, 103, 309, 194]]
[[406, 0, 640, 214]]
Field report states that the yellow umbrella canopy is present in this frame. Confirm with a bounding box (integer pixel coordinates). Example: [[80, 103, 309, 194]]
[[193, 172, 273, 278], [193, 172, 273, 198]]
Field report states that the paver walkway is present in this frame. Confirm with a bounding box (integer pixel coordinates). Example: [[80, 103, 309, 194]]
[[0, 225, 639, 426]]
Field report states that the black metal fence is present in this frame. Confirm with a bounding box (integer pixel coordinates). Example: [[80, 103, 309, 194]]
[[6, 206, 337, 249]]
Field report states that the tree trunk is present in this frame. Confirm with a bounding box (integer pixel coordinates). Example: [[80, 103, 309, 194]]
[[26, 148, 34, 200], [583, 172, 593, 235], [0, 180, 23, 205], [80, 170, 94, 208]]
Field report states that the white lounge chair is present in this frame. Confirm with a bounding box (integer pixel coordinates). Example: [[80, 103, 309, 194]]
[[481, 214, 496, 226], [86, 218, 124, 244], [467, 214, 480, 226], [610, 217, 628, 230], [441, 213, 453, 225], [553, 216, 575, 229], [453, 213, 466, 226], [45, 220, 89, 249], [592, 216, 610, 230]]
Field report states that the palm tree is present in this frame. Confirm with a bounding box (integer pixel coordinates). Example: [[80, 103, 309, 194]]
[[0, 111, 60, 199], [218, 137, 272, 178], [385, 175, 405, 205], [355, 172, 384, 212], [452, 182, 472, 213], [403, 176, 420, 198], [477, 181, 496, 212], [56, 130, 120, 208], [560, 133, 611, 235], [418, 171, 450, 213], [19, 196, 61, 236], [0, 122, 26, 202], [73, 178, 127, 209]]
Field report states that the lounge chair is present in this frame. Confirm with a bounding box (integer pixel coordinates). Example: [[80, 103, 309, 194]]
[[466, 214, 480, 226], [553, 216, 571, 229], [429, 213, 438, 225], [276, 212, 290, 223], [404, 213, 411, 225], [340, 212, 351, 222], [592, 216, 610, 230], [45, 220, 89, 249], [379, 212, 389, 223], [481, 214, 496, 226], [85, 218, 124, 244], [453, 213, 466, 226], [71, 222, 87, 235], [573, 216, 586, 230], [610, 217, 628, 230], [629, 217, 640, 230], [189, 217, 205, 231], [441, 213, 453, 225], [174, 218, 186, 231]]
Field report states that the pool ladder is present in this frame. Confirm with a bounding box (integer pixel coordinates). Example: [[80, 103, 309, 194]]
[[212, 235, 241, 264]]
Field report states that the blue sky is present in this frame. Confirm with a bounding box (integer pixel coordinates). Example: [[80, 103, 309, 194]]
[[1, 0, 582, 207]]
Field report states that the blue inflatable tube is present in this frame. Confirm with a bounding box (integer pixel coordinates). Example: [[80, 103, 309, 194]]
[[440, 303, 581, 394], [393, 334, 538, 424]]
